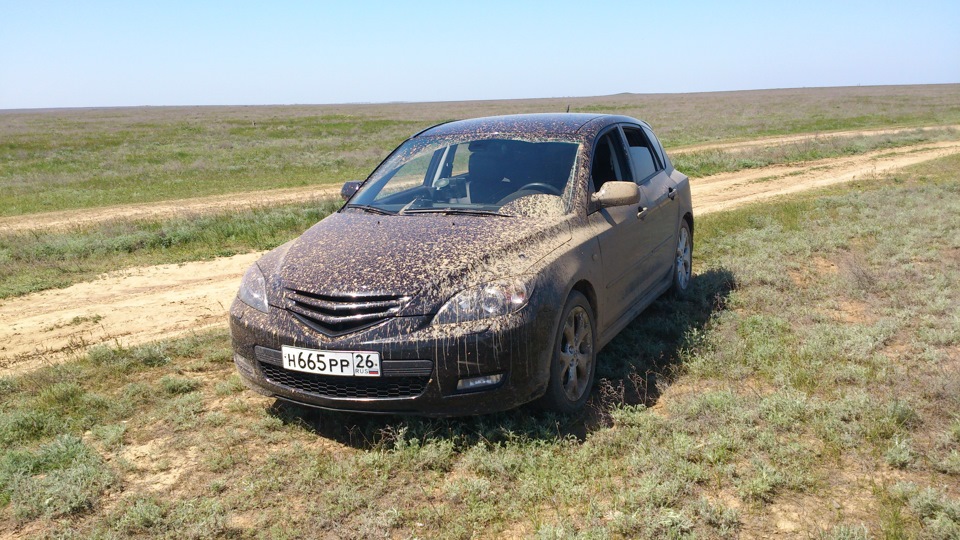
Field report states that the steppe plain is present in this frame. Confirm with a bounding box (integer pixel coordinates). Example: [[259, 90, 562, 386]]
[[1, 84, 959, 538]]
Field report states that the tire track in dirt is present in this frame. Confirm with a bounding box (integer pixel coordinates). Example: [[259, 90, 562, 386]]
[[0, 253, 263, 374], [0, 185, 344, 234], [2, 141, 959, 376], [670, 124, 959, 155], [692, 140, 960, 213]]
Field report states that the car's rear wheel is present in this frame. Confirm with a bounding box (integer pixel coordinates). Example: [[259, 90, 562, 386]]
[[671, 220, 693, 295], [538, 291, 596, 413]]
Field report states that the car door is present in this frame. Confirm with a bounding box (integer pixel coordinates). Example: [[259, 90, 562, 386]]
[[622, 124, 677, 281], [588, 127, 659, 331]]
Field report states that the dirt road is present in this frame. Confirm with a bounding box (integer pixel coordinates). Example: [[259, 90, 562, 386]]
[[2, 139, 959, 375], [669, 124, 959, 155], [0, 185, 344, 234], [693, 140, 960, 213]]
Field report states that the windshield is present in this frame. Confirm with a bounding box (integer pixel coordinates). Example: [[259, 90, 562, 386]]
[[346, 136, 580, 217]]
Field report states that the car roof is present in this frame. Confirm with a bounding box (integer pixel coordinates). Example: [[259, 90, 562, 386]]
[[415, 113, 642, 139]]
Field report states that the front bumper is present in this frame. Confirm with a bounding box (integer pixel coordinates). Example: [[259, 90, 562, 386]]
[[229, 296, 558, 416]]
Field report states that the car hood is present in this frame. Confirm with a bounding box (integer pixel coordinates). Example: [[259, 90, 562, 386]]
[[269, 212, 572, 314]]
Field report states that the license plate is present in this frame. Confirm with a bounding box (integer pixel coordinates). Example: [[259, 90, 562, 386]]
[[280, 346, 381, 377]]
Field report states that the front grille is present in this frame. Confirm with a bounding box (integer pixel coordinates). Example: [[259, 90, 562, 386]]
[[259, 363, 429, 399], [253, 346, 432, 400], [286, 289, 409, 336]]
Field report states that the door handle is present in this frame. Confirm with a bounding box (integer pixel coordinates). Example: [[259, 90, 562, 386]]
[[637, 207, 649, 220], [667, 187, 677, 200]]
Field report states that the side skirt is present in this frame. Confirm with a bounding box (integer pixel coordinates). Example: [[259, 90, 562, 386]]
[[597, 270, 672, 350]]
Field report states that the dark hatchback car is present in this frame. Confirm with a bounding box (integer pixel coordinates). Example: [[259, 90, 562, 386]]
[[230, 113, 693, 415]]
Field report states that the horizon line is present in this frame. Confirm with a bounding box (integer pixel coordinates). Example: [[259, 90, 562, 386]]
[[3, 82, 958, 114]]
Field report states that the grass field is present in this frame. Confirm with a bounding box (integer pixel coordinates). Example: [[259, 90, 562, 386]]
[[2, 155, 958, 538], [2, 85, 959, 301], [2, 126, 956, 301], [3, 84, 958, 217]]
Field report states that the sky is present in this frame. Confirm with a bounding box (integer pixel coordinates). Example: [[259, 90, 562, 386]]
[[1, 0, 958, 109]]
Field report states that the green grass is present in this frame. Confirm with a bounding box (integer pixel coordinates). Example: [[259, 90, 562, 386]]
[[3, 84, 958, 217], [0, 199, 340, 299], [1, 155, 958, 537], [0, 114, 420, 216], [0, 435, 114, 521]]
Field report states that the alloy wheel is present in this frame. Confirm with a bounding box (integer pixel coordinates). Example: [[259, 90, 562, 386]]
[[559, 306, 594, 402], [675, 225, 692, 290]]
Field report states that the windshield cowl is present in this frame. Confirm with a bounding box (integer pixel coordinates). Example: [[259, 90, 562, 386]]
[[399, 207, 510, 217]]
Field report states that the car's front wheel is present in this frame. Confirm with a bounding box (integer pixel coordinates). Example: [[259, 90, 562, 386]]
[[538, 291, 596, 413]]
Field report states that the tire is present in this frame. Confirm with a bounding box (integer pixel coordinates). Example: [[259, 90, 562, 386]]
[[538, 291, 597, 413], [671, 219, 693, 296]]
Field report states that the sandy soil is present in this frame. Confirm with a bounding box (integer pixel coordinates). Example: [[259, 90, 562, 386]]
[[2, 139, 958, 376], [0, 253, 262, 373]]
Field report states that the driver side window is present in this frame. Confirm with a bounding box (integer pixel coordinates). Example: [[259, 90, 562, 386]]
[[591, 130, 630, 193]]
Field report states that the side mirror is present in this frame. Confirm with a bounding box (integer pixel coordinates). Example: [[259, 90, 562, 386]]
[[340, 181, 362, 200], [590, 181, 640, 208]]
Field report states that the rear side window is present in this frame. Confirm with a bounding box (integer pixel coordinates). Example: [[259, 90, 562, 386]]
[[622, 126, 661, 182]]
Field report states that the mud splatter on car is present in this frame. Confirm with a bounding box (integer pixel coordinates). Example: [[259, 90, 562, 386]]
[[230, 113, 693, 415]]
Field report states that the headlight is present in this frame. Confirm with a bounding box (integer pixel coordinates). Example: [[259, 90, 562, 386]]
[[238, 264, 269, 313], [433, 278, 532, 325]]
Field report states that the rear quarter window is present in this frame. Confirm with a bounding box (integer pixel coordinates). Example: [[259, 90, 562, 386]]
[[642, 126, 668, 170]]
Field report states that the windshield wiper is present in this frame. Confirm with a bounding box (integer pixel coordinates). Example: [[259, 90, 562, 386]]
[[401, 208, 512, 217], [344, 204, 396, 215]]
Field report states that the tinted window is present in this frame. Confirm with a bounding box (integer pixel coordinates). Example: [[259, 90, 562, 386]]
[[591, 130, 630, 192], [641, 126, 667, 170], [622, 127, 660, 182]]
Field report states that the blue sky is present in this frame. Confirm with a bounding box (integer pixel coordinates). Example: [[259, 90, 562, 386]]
[[1, 0, 958, 109]]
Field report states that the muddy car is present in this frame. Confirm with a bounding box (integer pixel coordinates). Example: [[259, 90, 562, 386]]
[[230, 113, 693, 415]]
